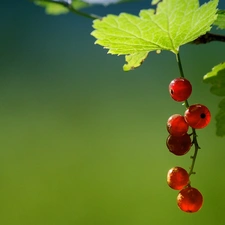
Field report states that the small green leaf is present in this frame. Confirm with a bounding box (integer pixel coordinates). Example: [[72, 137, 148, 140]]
[[33, 0, 141, 16], [203, 62, 225, 96], [213, 10, 225, 29], [35, 1, 69, 15], [215, 98, 225, 136], [92, 0, 218, 70], [34, 0, 89, 15], [123, 52, 149, 71], [72, 1, 89, 9]]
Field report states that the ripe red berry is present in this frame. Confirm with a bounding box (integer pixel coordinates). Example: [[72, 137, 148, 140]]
[[167, 114, 189, 136], [166, 133, 192, 156], [167, 167, 189, 190], [177, 187, 203, 213], [169, 78, 192, 102], [184, 104, 211, 129]]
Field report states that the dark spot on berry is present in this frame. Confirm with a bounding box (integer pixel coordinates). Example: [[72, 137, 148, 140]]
[[200, 113, 206, 119], [170, 90, 174, 95]]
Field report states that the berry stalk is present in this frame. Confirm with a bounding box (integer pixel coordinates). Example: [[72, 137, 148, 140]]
[[167, 74, 211, 212], [188, 129, 200, 176], [176, 52, 199, 177], [176, 53, 189, 108]]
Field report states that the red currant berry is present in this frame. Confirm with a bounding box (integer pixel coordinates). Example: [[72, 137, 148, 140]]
[[177, 187, 203, 213], [166, 133, 192, 156], [167, 167, 189, 190], [169, 78, 192, 102], [184, 104, 211, 129], [167, 114, 189, 136]]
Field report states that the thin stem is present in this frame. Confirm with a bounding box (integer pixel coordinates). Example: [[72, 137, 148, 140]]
[[176, 52, 200, 178], [188, 129, 200, 176], [192, 32, 225, 45], [29, 0, 101, 20], [176, 53, 189, 108], [176, 53, 185, 78]]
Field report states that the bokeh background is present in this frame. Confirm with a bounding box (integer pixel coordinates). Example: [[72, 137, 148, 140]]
[[1, 0, 225, 224]]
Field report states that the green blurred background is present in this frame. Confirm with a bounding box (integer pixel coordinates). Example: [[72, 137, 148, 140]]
[[0, 1, 225, 224]]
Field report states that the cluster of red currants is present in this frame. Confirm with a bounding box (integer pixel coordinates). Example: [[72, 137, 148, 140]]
[[166, 77, 211, 213]]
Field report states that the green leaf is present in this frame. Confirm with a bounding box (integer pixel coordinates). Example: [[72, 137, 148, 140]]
[[34, 0, 89, 16], [203, 62, 225, 96], [213, 10, 225, 29], [72, 1, 89, 9], [204, 62, 225, 137], [215, 98, 225, 136], [35, 1, 69, 15], [91, 0, 218, 71], [33, 0, 142, 16], [123, 52, 149, 71]]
